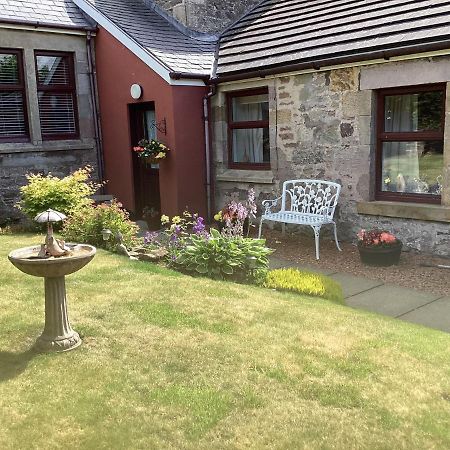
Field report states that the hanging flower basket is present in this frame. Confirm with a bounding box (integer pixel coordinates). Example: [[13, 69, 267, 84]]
[[132, 139, 169, 166], [357, 229, 402, 267]]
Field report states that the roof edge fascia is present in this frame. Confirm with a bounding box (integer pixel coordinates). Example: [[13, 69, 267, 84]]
[[0, 17, 96, 33], [73, 0, 206, 86]]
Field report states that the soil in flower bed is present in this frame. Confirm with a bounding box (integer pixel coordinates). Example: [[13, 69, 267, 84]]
[[260, 229, 450, 297]]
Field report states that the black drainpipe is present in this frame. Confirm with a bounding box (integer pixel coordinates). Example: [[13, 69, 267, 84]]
[[203, 84, 217, 222], [86, 31, 105, 187]]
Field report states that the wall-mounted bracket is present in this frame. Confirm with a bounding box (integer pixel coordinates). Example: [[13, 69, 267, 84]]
[[151, 118, 167, 135]]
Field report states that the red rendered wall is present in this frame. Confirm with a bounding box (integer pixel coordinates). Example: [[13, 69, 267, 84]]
[[94, 29, 208, 217]]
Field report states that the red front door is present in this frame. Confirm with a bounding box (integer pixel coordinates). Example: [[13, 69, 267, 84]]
[[129, 102, 161, 228]]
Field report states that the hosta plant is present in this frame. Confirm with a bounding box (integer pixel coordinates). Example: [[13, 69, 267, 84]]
[[174, 228, 272, 282]]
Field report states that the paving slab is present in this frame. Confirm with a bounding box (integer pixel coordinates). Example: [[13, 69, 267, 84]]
[[346, 284, 441, 318], [398, 297, 450, 333], [330, 272, 383, 298]]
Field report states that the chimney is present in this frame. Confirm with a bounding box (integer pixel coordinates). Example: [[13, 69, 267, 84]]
[[154, 0, 262, 34]]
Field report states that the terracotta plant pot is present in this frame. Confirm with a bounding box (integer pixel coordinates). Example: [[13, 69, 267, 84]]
[[357, 240, 403, 267]]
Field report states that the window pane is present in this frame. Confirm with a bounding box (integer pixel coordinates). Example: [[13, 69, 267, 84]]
[[0, 91, 26, 137], [232, 128, 269, 163], [381, 141, 443, 195], [38, 92, 76, 136], [384, 91, 443, 132], [232, 94, 268, 122], [36, 55, 71, 86], [0, 53, 19, 85]]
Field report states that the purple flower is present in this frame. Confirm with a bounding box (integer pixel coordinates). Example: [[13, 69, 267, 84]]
[[192, 217, 206, 235], [144, 231, 158, 245]]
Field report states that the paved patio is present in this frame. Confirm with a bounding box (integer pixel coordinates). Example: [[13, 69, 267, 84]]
[[270, 257, 450, 333]]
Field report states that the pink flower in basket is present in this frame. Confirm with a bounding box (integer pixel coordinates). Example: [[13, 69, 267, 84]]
[[380, 232, 396, 244]]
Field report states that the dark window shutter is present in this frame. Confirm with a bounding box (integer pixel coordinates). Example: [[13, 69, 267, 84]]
[[0, 51, 28, 141]]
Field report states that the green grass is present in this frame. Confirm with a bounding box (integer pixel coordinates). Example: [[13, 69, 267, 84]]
[[1, 234, 450, 449]]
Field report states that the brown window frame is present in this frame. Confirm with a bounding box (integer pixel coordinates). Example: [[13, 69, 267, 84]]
[[227, 87, 270, 170], [376, 83, 446, 205], [0, 48, 29, 143], [35, 50, 79, 141]]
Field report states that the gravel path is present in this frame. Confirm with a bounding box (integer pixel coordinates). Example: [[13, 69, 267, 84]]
[[261, 230, 450, 297]]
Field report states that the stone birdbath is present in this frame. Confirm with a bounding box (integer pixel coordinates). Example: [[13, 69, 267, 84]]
[[8, 209, 96, 352]]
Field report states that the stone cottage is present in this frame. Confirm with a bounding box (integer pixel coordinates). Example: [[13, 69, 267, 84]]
[[0, 0, 101, 223], [210, 0, 450, 255], [2, 0, 450, 256]]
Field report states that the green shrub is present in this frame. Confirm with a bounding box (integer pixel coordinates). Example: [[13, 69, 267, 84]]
[[264, 268, 344, 303], [18, 166, 101, 220], [61, 200, 139, 251], [174, 228, 272, 282]]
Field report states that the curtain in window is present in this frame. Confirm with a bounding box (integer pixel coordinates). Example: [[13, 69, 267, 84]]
[[383, 94, 420, 191], [232, 96, 265, 163]]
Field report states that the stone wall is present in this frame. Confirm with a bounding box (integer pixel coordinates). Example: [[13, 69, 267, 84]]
[[211, 57, 450, 256], [154, 0, 261, 34], [0, 28, 98, 225]]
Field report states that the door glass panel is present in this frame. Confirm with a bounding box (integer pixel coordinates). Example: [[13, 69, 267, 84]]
[[143, 109, 156, 140], [143, 108, 158, 168]]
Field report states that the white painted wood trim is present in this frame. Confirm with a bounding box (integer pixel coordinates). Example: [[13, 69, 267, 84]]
[[73, 0, 206, 87]]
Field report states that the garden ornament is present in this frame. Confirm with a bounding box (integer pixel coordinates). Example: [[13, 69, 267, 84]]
[[34, 209, 70, 257]]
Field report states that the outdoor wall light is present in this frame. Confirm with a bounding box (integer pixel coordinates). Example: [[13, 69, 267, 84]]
[[101, 228, 113, 241], [130, 83, 142, 100]]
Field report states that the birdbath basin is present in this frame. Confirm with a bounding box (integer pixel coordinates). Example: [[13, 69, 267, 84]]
[[8, 244, 96, 352]]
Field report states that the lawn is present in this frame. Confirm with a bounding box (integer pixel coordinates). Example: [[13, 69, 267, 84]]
[[1, 234, 449, 449]]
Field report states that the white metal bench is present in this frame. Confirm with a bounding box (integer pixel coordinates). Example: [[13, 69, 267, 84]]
[[258, 179, 342, 260]]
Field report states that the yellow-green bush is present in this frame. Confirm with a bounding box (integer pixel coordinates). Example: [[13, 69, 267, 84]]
[[264, 268, 344, 304], [18, 166, 101, 220]]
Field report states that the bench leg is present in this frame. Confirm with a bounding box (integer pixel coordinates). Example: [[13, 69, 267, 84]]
[[258, 218, 264, 239], [311, 225, 322, 260], [281, 223, 286, 237], [333, 223, 342, 252]]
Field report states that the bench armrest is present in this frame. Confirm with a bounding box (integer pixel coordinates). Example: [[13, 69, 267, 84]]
[[262, 196, 282, 214]]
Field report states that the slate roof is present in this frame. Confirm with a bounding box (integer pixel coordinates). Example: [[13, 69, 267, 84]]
[[0, 0, 92, 28], [216, 0, 450, 78], [83, 0, 216, 76]]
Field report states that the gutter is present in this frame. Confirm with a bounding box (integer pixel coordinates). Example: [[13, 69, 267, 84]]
[[212, 39, 450, 83], [0, 17, 97, 32], [169, 71, 210, 82]]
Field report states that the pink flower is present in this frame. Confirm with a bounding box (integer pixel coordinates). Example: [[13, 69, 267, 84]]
[[373, 239, 379, 245], [357, 229, 366, 241], [380, 232, 396, 244]]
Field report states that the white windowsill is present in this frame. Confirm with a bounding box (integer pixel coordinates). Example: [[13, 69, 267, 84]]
[[216, 169, 274, 184]]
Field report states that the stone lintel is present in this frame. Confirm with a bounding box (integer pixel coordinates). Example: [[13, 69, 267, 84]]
[[357, 201, 450, 223]]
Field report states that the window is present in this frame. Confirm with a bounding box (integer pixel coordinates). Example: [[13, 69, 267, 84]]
[[227, 88, 269, 169], [35, 52, 78, 140], [0, 49, 28, 142], [376, 84, 445, 204]]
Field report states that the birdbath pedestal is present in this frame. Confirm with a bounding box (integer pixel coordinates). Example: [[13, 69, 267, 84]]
[[8, 244, 96, 352]]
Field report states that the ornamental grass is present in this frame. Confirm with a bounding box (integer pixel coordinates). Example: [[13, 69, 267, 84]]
[[264, 268, 344, 304]]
